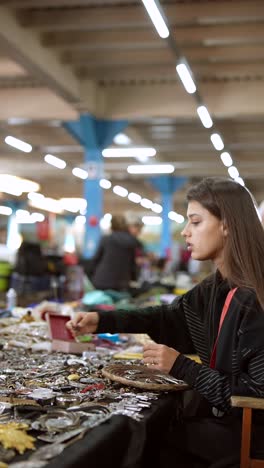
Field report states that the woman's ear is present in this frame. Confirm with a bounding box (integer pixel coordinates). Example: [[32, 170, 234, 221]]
[[221, 220, 228, 238]]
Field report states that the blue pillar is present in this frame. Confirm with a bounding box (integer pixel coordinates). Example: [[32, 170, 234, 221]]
[[64, 113, 128, 258], [149, 176, 187, 257]]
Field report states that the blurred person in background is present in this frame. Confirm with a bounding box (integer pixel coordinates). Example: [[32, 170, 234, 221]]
[[89, 214, 139, 291], [126, 214, 145, 256]]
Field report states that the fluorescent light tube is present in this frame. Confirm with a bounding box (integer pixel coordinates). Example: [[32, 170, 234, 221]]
[[0, 184, 22, 196], [197, 106, 213, 128], [140, 198, 153, 209], [176, 63, 196, 94], [44, 154, 66, 169], [128, 192, 142, 203], [0, 175, 39, 193], [99, 179, 112, 189], [16, 210, 34, 224], [0, 206, 12, 216], [142, 216, 162, 226], [235, 177, 245, 186], [113, 185, 128, 197], [29, 197, 63, 214], [127, 164, 174, 174], [141, 0, 169, 38], [151, 203, 163, 213], [228, 166, 239, 179], [102, 148, 156, 158], [220, 152, 233, 167], [113, 133, 131, 145], [168, 211, 185, 223], [210, 133, 224, 151], [28, 192, 44, 202], [60, 198, 87, 213], [31, 213, 45, 223], [72, 167, 88, 179], [5, 135, 32, 153]]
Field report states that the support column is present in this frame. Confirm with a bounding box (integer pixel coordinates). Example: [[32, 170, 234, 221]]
[[149, 176, 187, 258], [64, 113, 128, 258]]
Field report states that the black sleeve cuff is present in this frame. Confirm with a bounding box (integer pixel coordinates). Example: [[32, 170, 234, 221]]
[[97, 311, 119, 333], [169, 354, 201, 387]]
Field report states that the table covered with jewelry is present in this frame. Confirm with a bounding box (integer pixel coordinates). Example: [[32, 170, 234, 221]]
[[0, 314, 186, 468]]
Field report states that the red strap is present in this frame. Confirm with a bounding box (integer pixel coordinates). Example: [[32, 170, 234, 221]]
[[210, 287, 238, 369]]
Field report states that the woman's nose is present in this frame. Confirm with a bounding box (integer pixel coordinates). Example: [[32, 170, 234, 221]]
[[181, 227, 186, 237], [181, 224, 190, 238]]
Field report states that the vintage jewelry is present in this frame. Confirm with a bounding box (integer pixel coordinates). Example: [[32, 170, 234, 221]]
[[55, 394, 81, 408], [31, 409, 80, 433], [0, 422, 36, 454]]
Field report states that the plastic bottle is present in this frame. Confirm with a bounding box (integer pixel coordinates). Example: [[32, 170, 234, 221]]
[[6, 288, 17, 311]]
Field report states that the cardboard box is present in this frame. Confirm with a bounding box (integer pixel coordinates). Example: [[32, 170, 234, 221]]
[[46, 312, 94, 354]]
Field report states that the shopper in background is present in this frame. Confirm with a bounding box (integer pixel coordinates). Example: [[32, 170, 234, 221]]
[[68, 177, 264, 467], [126, 214, 145, 262], [88, 214, 139, 291], [126, 214, 161, 285]]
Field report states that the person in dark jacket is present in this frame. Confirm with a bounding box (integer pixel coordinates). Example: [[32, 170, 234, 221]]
[[89, 214, 139, 291], [126, 213, 146, 281], [67, 177, 264, 468]]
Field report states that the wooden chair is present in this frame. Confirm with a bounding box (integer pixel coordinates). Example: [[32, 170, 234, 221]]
[[231, 396, 264, 468]]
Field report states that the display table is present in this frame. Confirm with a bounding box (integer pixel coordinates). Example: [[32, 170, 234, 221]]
[[45, 393, 180, 468], [0, 315, 186, 467]]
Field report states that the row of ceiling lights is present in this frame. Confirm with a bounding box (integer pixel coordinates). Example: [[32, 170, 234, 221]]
[[141, 0, 245, 187], [3, 134, 185, 225], [3, 0, 244, 225]]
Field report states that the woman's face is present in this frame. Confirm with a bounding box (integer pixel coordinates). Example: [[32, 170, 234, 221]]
[[181, 200, 227, 264]]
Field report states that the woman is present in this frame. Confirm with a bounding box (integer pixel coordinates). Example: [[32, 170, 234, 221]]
[[67, 177, 264, 467], [88, 214, 139, 291]]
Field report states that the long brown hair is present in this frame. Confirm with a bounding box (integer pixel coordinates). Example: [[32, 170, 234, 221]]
[[187, 177, 264, 308]]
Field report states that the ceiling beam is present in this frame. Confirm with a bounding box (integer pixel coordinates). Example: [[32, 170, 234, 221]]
[[0, 87, 78, 120], [62, 44, 264, 67], [81, 63, 264, 82], [1, 0, 123, 6], [42, 23, 264, 50], [19, 2, 264, 31], [0, 6, 81, 104], [103, 81, 264, 119], [0, 58, 26, 77]]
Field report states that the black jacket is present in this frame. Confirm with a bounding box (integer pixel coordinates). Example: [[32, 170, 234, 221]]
[[97, 272, 264, 412], [90, 231, 139, 291]]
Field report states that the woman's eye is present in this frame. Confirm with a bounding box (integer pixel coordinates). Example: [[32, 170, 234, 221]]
[[191, 221, 200, 225]]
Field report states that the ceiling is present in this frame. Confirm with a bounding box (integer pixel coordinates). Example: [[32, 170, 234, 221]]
[[0, 0, 264, 219]]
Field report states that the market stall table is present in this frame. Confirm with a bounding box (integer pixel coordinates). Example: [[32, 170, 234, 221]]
[[44, 393, 181, 468], [0, 316, 187, 468]]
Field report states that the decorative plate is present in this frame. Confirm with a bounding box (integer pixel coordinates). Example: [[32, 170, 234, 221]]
[[102, 364, 188, 391]]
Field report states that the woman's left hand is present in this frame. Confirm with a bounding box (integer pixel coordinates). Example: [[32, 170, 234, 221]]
[[143, 342, 180, 373]]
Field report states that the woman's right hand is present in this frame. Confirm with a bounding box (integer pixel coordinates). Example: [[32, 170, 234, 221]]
[[66, 312, 99, 336]]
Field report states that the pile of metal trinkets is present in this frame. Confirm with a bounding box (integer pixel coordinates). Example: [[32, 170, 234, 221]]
[[0, 318, 160, 467]]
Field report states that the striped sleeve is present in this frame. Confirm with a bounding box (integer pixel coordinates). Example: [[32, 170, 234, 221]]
[[182, 348, 264, 411]]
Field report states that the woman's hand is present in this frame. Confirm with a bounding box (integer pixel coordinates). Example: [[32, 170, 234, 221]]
[[143, 342, 180, 373], [66, 312, 99, 336]]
